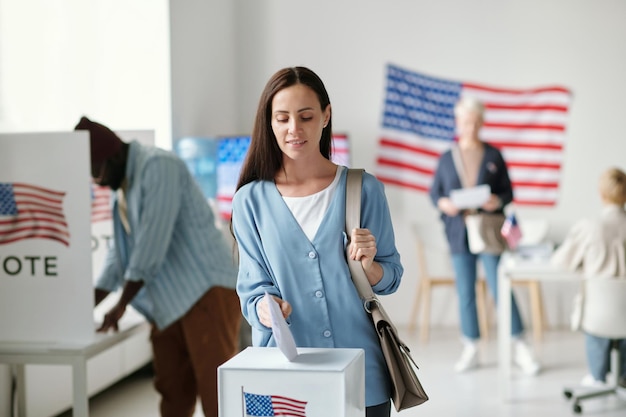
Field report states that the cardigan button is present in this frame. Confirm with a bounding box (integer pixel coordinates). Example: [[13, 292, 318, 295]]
[[315, 290, 323, 298], [323, 330, 331, 337], [308, 251, 317, 259]]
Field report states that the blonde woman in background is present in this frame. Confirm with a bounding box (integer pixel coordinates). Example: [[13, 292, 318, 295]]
[[429, 96, 540, 374]]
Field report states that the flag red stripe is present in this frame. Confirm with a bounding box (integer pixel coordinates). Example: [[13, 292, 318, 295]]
[[272, 411, 306, 417], [18, 208, 67, 221], [514, 199, 556, 206], [505, 161, 561, 170], [485, 103, 569, 112], [376, 176, 430, 192], [14, 191, 64, 206], [483, 122, 565, 131], [376, 157, 434, 175], [379, 138, 442, 157], [511, 181, 559, 189], [91, 211, 112, 217], [91, 214, 112, 222], [13, 182, 66, 197], [463, 82, 570, 95], [16, 201, 64, 213], [0, 232, 70, 246], [0, 215, 68, 227], [216, 195, 233, 203], [487, 141, 563, 151], [0, 224, 70, 238], [271, 395, 307, 406]]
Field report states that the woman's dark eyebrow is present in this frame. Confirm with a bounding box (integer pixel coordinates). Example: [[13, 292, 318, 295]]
[[273, 107, 315, 114]]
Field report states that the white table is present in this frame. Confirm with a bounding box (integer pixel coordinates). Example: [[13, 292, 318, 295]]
[[0, 321, 150, 417], [497, 253, 580, 400]]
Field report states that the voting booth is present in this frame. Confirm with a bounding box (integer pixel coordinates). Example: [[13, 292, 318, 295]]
[[218, 347, 365, 417], [0, 131, 94, 343], [0, 130, 155, 417]]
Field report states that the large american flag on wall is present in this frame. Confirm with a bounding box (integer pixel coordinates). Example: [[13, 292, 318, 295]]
[[376, 64, 572, 206]]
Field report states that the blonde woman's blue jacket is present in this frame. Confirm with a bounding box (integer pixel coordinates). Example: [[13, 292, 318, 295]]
[[429, 143, 513, 254]]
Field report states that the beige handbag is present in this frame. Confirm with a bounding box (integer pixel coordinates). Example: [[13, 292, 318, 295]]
[[345, 168, 429, 411], [464, 211, 507, 254], [450, 145, 507, 254]]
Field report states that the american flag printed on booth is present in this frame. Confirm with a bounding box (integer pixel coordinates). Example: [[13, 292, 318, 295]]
[[243, 391, 307, 417], [0, 182, 70, 246], [376, 64, 572, 206], [91, 183, 112, 223]]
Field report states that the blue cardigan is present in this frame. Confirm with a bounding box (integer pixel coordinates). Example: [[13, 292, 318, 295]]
[[232, 167, 403, 407], [429, 144, 513, 254]]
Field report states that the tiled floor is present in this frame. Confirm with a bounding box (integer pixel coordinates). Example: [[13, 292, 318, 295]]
[[56, 327, 626, 416]]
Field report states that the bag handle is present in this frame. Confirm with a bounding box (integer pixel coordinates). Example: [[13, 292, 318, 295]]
[[345, 169, 401, 341], [345, 168, 377, 305]]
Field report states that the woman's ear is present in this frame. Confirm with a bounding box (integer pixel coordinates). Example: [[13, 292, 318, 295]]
[[323, 104, 332, 127]]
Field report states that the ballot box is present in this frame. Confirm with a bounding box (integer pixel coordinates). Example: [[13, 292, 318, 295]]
[[218, 347, 365, 417]]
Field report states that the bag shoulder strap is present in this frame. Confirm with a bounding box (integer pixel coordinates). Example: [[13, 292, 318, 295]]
[[345, 168, 377, 303]]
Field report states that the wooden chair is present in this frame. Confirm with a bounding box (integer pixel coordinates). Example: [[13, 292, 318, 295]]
[[481, 278, 548, 343], [408, 219, 549, 344], [408, 230, 490, 343]]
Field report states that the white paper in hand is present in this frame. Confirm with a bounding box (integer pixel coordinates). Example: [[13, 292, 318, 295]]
[[450, 184, 491, 209], [264, 291, 298, 361]]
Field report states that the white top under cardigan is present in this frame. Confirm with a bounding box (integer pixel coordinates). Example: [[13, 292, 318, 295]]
[[282, 166, 342, 240], [231, 166, 403, 407]]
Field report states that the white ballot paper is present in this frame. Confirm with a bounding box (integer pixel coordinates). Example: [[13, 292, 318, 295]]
[[450, 184, 491, 209], [265, 291, 298, 361]]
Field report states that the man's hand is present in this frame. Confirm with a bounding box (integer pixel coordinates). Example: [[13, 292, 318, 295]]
[[96, 279, 144, 332], [97, 302, 127, 333]]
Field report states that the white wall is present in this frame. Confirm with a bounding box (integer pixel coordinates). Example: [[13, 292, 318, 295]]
[[169, 0, 239, 139], [0, 0, 171, 148]]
